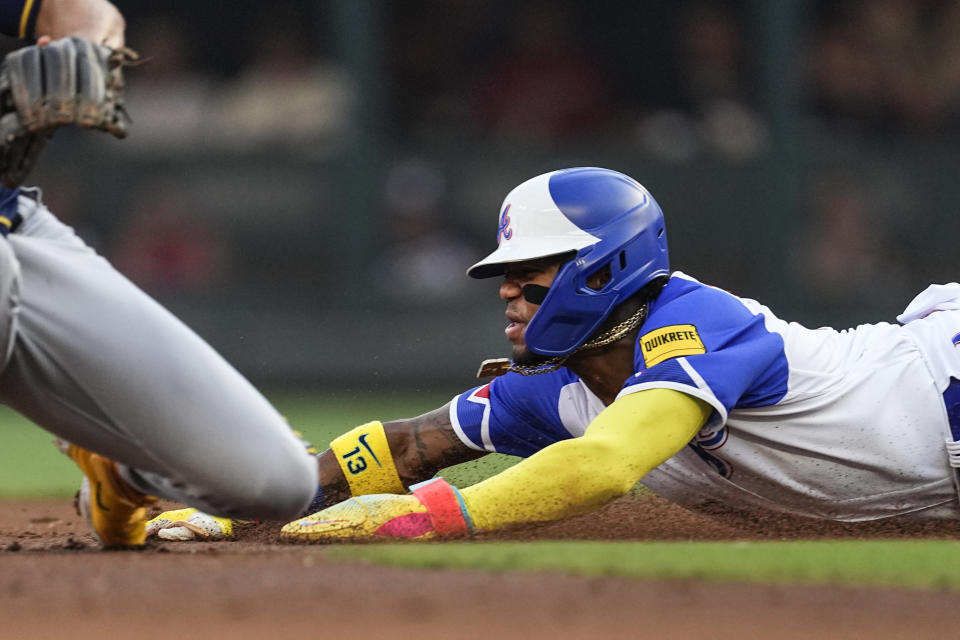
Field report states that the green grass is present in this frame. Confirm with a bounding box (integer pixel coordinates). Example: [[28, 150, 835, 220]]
[[0, 406, 82, 496], [327, 539, 960, 591], [0, 389, 518, 497]]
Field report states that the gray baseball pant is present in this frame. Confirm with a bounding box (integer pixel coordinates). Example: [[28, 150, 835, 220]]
[[0, 190, 317, 520]]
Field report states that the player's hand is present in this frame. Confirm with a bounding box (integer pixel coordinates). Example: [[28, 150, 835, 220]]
[[146, 508, 234, 541], [280, 478, 472, 542], [35, 0, 126, 48]]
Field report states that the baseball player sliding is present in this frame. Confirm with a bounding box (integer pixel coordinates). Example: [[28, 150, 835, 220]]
[[151, 166, 960, 542], [0, 0, 320, 548]]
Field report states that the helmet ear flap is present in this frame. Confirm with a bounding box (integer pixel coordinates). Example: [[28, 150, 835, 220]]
[[588, 248, 640, 291], [526, 218, 668, 356], [586, 262, 612, 291]]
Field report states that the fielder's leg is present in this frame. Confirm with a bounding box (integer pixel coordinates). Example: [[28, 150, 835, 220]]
[[0, 230, 20, 373], [0, 195, 317, 530]]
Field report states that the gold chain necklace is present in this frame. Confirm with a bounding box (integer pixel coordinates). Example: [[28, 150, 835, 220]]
[[477, 303, 649, 377]]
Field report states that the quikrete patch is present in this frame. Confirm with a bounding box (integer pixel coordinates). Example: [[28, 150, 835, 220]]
[[640, 324, 706, 367]]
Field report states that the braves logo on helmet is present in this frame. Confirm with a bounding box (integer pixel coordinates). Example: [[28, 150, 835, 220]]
[[497, 205, 513, 244]]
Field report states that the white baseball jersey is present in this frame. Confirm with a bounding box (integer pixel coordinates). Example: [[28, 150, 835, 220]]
[[450, 272, 960, 522]]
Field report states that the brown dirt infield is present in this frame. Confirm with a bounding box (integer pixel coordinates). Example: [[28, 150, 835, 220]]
[[3, 493, 960, 639]]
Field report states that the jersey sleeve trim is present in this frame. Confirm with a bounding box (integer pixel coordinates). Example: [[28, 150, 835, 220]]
[[618, 357, 728, 426], [18, 0, 38, 38], [448, 393, 491, 453]]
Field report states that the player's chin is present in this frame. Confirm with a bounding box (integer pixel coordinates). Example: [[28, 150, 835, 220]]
[[512, 346, 545, 366]]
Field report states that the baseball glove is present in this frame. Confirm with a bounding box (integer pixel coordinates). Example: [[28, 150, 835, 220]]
[[0, 36, 138, 188]]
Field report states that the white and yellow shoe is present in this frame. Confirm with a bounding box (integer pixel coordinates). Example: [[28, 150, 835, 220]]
[[146, 508, 234, 541]]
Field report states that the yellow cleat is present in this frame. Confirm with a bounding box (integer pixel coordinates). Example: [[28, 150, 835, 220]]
[[59, 442, 156, 549], [280, 494, 432, 542], [146, 508, 234, 541]]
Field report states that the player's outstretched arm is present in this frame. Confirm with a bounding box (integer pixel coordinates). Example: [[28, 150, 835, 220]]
[[461, 389, 710, 530], [280, 389, 711, 541], [147, 403, 485, 540]]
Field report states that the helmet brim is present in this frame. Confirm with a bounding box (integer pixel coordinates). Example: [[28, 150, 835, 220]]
[[467, 236, 596, 279]]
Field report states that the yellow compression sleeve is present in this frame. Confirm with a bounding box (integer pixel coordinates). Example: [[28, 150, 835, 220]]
[[330, 421, 405, 495], [461, 389, 711, 531]]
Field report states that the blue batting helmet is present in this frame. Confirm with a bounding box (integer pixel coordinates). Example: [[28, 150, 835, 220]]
[[467, 167, 669, 357]]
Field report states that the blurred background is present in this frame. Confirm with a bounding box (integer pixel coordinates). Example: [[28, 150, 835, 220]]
[[27, 0, 960, 395]]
